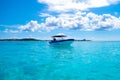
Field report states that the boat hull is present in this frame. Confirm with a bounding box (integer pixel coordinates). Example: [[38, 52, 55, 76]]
[[49, 39, 74, 45]]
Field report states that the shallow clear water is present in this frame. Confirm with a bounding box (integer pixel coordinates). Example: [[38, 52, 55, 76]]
[[0, 41, 120, 80]]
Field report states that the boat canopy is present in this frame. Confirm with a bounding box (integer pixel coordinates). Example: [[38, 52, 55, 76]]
[[52, 35, 66, 38]]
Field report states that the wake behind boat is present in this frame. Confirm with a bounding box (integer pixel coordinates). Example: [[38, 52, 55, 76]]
[[49, 34, 74, 45]]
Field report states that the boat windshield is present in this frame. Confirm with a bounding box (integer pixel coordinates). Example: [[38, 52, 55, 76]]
[[52, 35, 66, 38]]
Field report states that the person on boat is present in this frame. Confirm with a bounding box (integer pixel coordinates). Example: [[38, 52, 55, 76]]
[[53, 38, 56, 41]]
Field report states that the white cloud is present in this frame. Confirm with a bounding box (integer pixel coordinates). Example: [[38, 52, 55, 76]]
[[4, 29, 19, 33], [3, 0, 120, 33], [1, 24, 21, 33], [15, 11, 120, 32], [39, 12, 120, 31], [19, 20, 55, 32], [19, 20, 42, 32], [6, 11, 117, 32], [39, 13, 52, 17], [38, 0, 120, 12]]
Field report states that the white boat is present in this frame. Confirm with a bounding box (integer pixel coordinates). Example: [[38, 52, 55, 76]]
[[49, 34, 74, 45]]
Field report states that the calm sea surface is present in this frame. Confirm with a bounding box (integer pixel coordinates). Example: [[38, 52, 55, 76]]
[[0, 41, 120, 80]]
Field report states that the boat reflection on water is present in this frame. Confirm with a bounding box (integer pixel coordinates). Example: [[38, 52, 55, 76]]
[[49, 42, 74, 49], [49, 42, 75, 62]]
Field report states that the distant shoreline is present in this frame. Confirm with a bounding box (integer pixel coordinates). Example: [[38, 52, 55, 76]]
[[0, 38, 91, 41], [0, 38, 46, 41], [0, 39, 120, 42]]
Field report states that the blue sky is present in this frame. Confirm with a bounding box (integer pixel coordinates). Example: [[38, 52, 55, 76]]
[[0, 0, 120, 40]]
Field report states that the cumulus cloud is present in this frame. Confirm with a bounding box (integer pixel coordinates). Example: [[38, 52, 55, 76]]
[[18, 12, 120, 32], [16, 0, 120, 32], [40, 12, 120, 31], [2, 0, 120, 33], [38, 0, 120, 12], [19, 20, 41, 32], [19, 20, 55, 32]]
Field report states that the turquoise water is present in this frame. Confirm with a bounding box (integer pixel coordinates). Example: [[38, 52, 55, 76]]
[[0, 41, 120, 80]]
